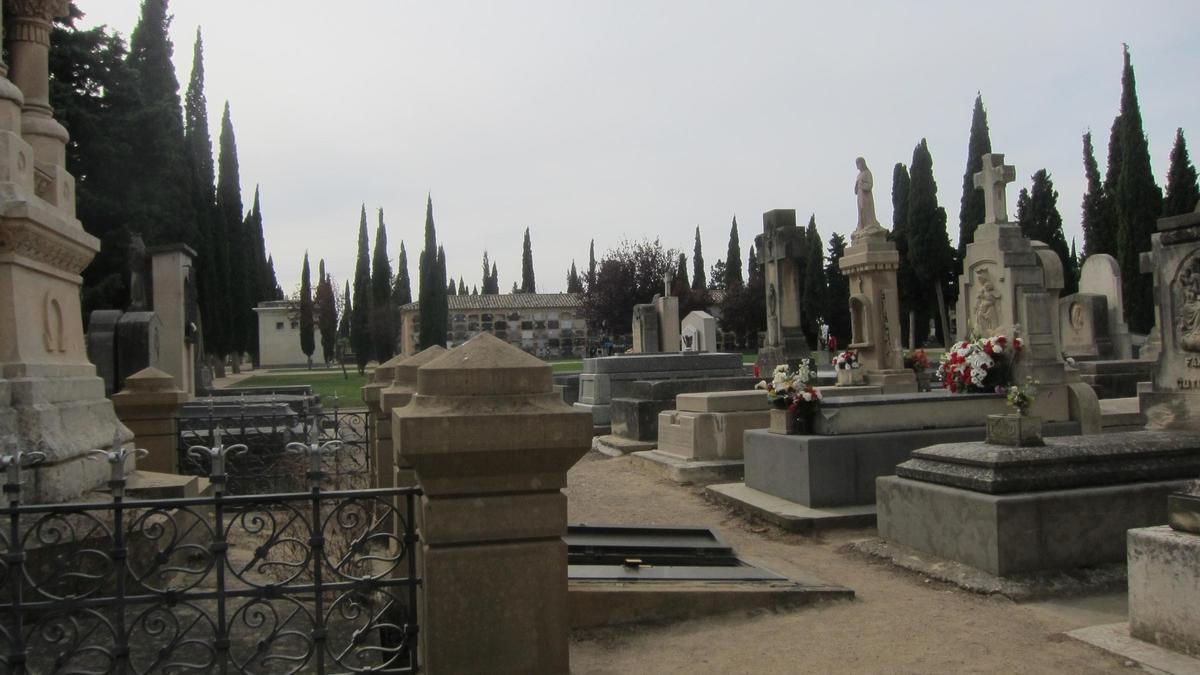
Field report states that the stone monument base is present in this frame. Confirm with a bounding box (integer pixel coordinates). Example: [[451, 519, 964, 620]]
[[876, 431, 1200, 576], [1128, 526, 1200, 658], [1073, 359, 1152, 399], [742, 421, 1080, 509], [608, 376, 757, 443], [2, 363, 132, 503], [864, 368, 918, 394]]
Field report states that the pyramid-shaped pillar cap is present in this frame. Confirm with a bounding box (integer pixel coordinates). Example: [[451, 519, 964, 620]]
[[394, 344, 448, 386], [121, 367, 181, 393], [373, 353, 410, 383], [417, 333, 550, 397]]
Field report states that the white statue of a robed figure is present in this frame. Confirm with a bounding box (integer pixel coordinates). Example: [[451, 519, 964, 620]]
[[852, 157, 888, 242]]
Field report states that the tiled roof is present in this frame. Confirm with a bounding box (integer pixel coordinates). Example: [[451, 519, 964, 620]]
[[400, 292, 583, 312]]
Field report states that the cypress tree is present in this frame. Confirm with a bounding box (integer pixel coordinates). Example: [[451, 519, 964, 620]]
[[1068, 239, 1080, 292], [370, 208, 394, 361], [1164, 128, 1200, 217], [725, 217, 743, 290], [480, 251, 494, 294], [957, 94, 993, 262], [243, 187, 270, 366], [265, 256, 282, 300], [567, 261, 584, 293], [393, 242, 412, 306], [825, 233, 851, 345], [747, 246, 761, 287], [1016, 170, 1076, 295], [299, 252, 314, 367], [801, 216, 827, 342], [906, 139, 953, 345], [490, 263, 499, 295], [316, 261, 337, 364], [126, 0, 193, 246], [351, 206, 372, 371], [890, 162, 919, 346], [1081, 132, 1116, 257], [180, 28, 226, 360], [521, 228, 536, 293], [418, 196, 448, 348], [338, 281, 352, 340], [675, 253, 690, 295], [216, 102, 249, 368], [447, 278, 457, 296], [1111, 45, 1162, 333], [587, 240, 597, 289], [692, 227, 705, 290], [459, 278, 467, 295]]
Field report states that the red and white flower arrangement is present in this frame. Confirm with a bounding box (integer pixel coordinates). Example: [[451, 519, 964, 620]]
[[756, 361, 823, 417], [937, 334, 1024, 394], [832, 350, 860, 370]]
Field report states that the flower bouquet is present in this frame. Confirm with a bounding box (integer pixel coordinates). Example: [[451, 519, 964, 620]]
[[1005, 377, 1039, 416], [903, 349, 931, 372], [757, 361, 821, 433], [937, 334, 1023, 394], [832, 349, 864, 386]]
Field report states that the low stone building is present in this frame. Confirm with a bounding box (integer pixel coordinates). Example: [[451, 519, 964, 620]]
[[398, 293, 589, 357], [253, 300, 324, 367]]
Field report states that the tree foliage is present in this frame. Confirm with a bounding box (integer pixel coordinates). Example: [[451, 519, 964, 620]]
[[520, 228, 536, 293], [1016, 170, 1076, 295], [216, 103, 251, 361], [1081, 131, 1116, 257], [582, 239, 676, 335], [418, 197, 448, 349], [370, 209, 394, 361], [906, 139, 954, 344], [724, 217, 743, 290], [567, 260, 584, 293], [315, 260, 337, 364], [890, 162, 920, 346], [351, 206, 373, 370], [957, 94, 993, 263], [1164, 128, 1200, 217], [1110, 45, 1162, 333], [825, 233, 851, 344], [393, 242, 412, 306], [299, 253, 315, 366], [691, 227, 705, 290]]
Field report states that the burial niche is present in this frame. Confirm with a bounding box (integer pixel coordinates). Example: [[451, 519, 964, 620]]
[[849, 294, 871, 347]]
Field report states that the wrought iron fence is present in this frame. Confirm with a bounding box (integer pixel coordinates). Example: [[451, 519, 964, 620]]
[[177, 396, 372, 495], [0, 435, 420, 674]]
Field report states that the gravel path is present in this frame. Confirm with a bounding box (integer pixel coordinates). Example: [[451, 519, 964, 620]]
[[566, 452, 1133, 674]]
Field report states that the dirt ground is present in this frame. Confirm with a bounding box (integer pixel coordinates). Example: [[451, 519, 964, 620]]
[[565, 452, 1135, 675]]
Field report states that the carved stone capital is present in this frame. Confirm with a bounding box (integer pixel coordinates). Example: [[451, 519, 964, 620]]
[[0, 216, 97, 275], [4, 0, 70, 23]]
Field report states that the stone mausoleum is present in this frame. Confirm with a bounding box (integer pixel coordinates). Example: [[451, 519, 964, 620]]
[[399, 292, 590, 358]]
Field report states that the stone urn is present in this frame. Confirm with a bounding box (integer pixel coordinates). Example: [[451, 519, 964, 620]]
[[985, 413, 1043, 447], [769, 408, 812, 435], [915, 370, 933, 392], [836, 368, 865, 386]]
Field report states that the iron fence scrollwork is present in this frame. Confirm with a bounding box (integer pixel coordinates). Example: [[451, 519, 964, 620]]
[[0, 429, 421, 674]]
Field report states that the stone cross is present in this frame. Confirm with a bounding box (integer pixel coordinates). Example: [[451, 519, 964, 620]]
[[973, 153, 1016, 224]]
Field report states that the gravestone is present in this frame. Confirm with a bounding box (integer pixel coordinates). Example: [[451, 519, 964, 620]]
[[681, 310, 716, 352], [656, 274, 681, 353], [86, 309, 122, 396], [755, 209, 811, 372], [839, 157, 916, 394], [150, 244, 198, 395], [116, 311, 163, 392], [1078, 253, 1134, 359], [954, 153, 1071, 421], [1139, 205, 1200, 429], [1058, 294, 1113, 360], [631, 304, 659, 354]]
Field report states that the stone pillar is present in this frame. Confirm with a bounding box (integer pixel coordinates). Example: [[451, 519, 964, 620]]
[[362, 352, 408, 490], [149, 244, 198, 396], [0, 0, 129, 503], [6, 0, 73, 214], [111, 367, 188, 474], [755, 209, 811, 372], [394, 334, 590, 673], [840, 228, 917, 393], [380, 345, 444, 489]]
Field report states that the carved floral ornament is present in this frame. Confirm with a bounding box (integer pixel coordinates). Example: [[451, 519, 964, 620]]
[[4, 0, 71, 22], [0, 219, 94, 273]]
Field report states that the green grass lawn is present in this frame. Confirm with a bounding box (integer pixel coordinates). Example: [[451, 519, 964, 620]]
[[237, 372, 371, 405]]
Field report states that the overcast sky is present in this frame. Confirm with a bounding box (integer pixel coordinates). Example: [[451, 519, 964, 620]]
[[79, 1, 1200, 296]]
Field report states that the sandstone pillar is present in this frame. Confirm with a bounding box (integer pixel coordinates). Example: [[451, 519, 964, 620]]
[[394, 334, 590, 673], [111, 367, 189, 474], [6, 0, 73, 213], [149, 244, 198, 396], [379, 345, 444, 489], [840, 228, 917, 393], [0, 0, 130, 503], [362, 352, 408, 490]]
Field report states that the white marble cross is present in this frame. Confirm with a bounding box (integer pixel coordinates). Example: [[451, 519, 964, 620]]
[[973, 153, 1016, 224]]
